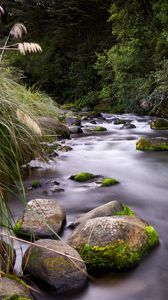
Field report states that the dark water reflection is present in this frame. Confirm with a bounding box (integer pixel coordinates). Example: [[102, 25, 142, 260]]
[[11, 114, 168, 300]]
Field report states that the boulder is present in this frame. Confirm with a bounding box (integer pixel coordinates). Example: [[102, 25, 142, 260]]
[[69, 126, 83, 134], [37, 117, 70, 139], [113, 118, 127, 125], [70, 172, 98, 182], [0, 240, 16, 273], [14, 198, 66, 239], [0, 275, 33, 299], [121, 123, 136, 129], [150, 118, 168, 130], [65, 116, 81, 126], [23, 239, 87, 293], [68, 216, 159, 271], [136, 137, 168, 151], [71, 201, 135, 228]]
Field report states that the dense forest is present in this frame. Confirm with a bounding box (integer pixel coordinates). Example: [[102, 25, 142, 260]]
[[1, 0, 168, 116]]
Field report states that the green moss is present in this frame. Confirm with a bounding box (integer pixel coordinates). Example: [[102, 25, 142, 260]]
[[115, 204, 135, 216], [81, 241, 141, 271], [100, 177, 119, 187], [150, 119, 168, 130], [94, 126, 107, 132], [31, 180, 41, 188], [13, 219, 23, 234], [136, 138, 168, 151], [70, 172, 97, 182], [145, 226, 159, 249], [4, 274, 28, 288]]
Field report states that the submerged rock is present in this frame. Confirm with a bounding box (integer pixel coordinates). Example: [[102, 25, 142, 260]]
[[23, 239, 87, 293], [113, 118, 127, 125], [70, 172, 98, 182], [0, 240, 16, 273], [121, 123, 136, 129], [14, 198, 66, 239], [71, 201, 134, 228], [150, 118, 168, 130], [0, 275, 33, 300], [68, 216, 159, 272], [136, 137, 168, 151], [99, 177, 119, 187]]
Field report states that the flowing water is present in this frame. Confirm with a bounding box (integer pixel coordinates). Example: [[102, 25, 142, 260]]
[[11, 114, 168, 300]]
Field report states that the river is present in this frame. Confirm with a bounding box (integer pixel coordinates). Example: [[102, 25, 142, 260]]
[[11, 113, 168, 300]]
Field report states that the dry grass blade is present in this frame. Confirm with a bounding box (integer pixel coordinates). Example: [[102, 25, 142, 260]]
[[0, 6, 4, 16], [18, 42, 42, 55], [10, 23, 27, 39], [16, 109, 42, 136]]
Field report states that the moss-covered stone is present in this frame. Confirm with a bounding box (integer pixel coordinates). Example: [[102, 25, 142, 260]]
[[115, 204, 135, 216], [93, 126, 107, 132], [150, 118, 168, 130], [136, 137, 168, 151], [81, 241, 141, 271], [0, 275, 33, 300], [23, 239, 87, 292], [100, 178, 119, 187], [31, 180, 41, 188], [70, 172, 97, 182], [68, 216, 159, 272]]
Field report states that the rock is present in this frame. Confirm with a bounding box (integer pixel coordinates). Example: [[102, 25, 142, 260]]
[[99, 177, 119, 187], [88, 126, 107, 132], [71, 201, 135, 228], [31, 180, 41, 188], [136, 137, 168, 151], [69, 126, 83, 134], [150, 118, 168, 130], [23, 239, 87, 293], [0, 240, 16, 273], [113, 118, 127, 125], [65, 116, 81, 126], [70, 172, 98, 182], [14, 198, 66, 239], [81, 116, 89, 121], [90, 112, 102, 118], [121, 123, 136, 129], [37, 117, 70, 139], [68, 216, 159, 272], [90, 120, 97, 124], [57, 145, 73, 152], [0, 275, 33, 299]]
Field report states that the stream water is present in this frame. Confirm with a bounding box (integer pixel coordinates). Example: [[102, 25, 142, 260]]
[[11, 113, 168, 300]]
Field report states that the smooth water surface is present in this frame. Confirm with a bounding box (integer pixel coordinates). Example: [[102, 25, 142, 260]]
[[12, 114, 168, 300]]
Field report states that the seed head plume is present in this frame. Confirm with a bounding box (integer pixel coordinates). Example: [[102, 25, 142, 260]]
[[0, 6, 4, 16], [10, 23, 27, 39], [18, 42, 42, 55]]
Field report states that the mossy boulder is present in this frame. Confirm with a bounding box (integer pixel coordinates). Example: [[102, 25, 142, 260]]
[[23, 239, 87, 293], [150, 118, 168, 130], [70, 172, 98, 182], [0, 275, 33, 300], [113, 119, 127, 125], [71, 201, 134, 228], [14, 198, 66, 239], [0, 241, 16, 273], [136, 137, 168, 151], [37, 117, 70, 139], [68, 216, 159, 272], [100, 178, 119, 187], [89, 126, 107, 132]]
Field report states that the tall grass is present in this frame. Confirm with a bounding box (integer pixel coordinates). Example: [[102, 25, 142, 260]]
[[0, 63, 59, 233]]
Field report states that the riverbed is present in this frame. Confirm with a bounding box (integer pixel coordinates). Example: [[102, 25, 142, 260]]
[[12, 113, 168, 300]]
